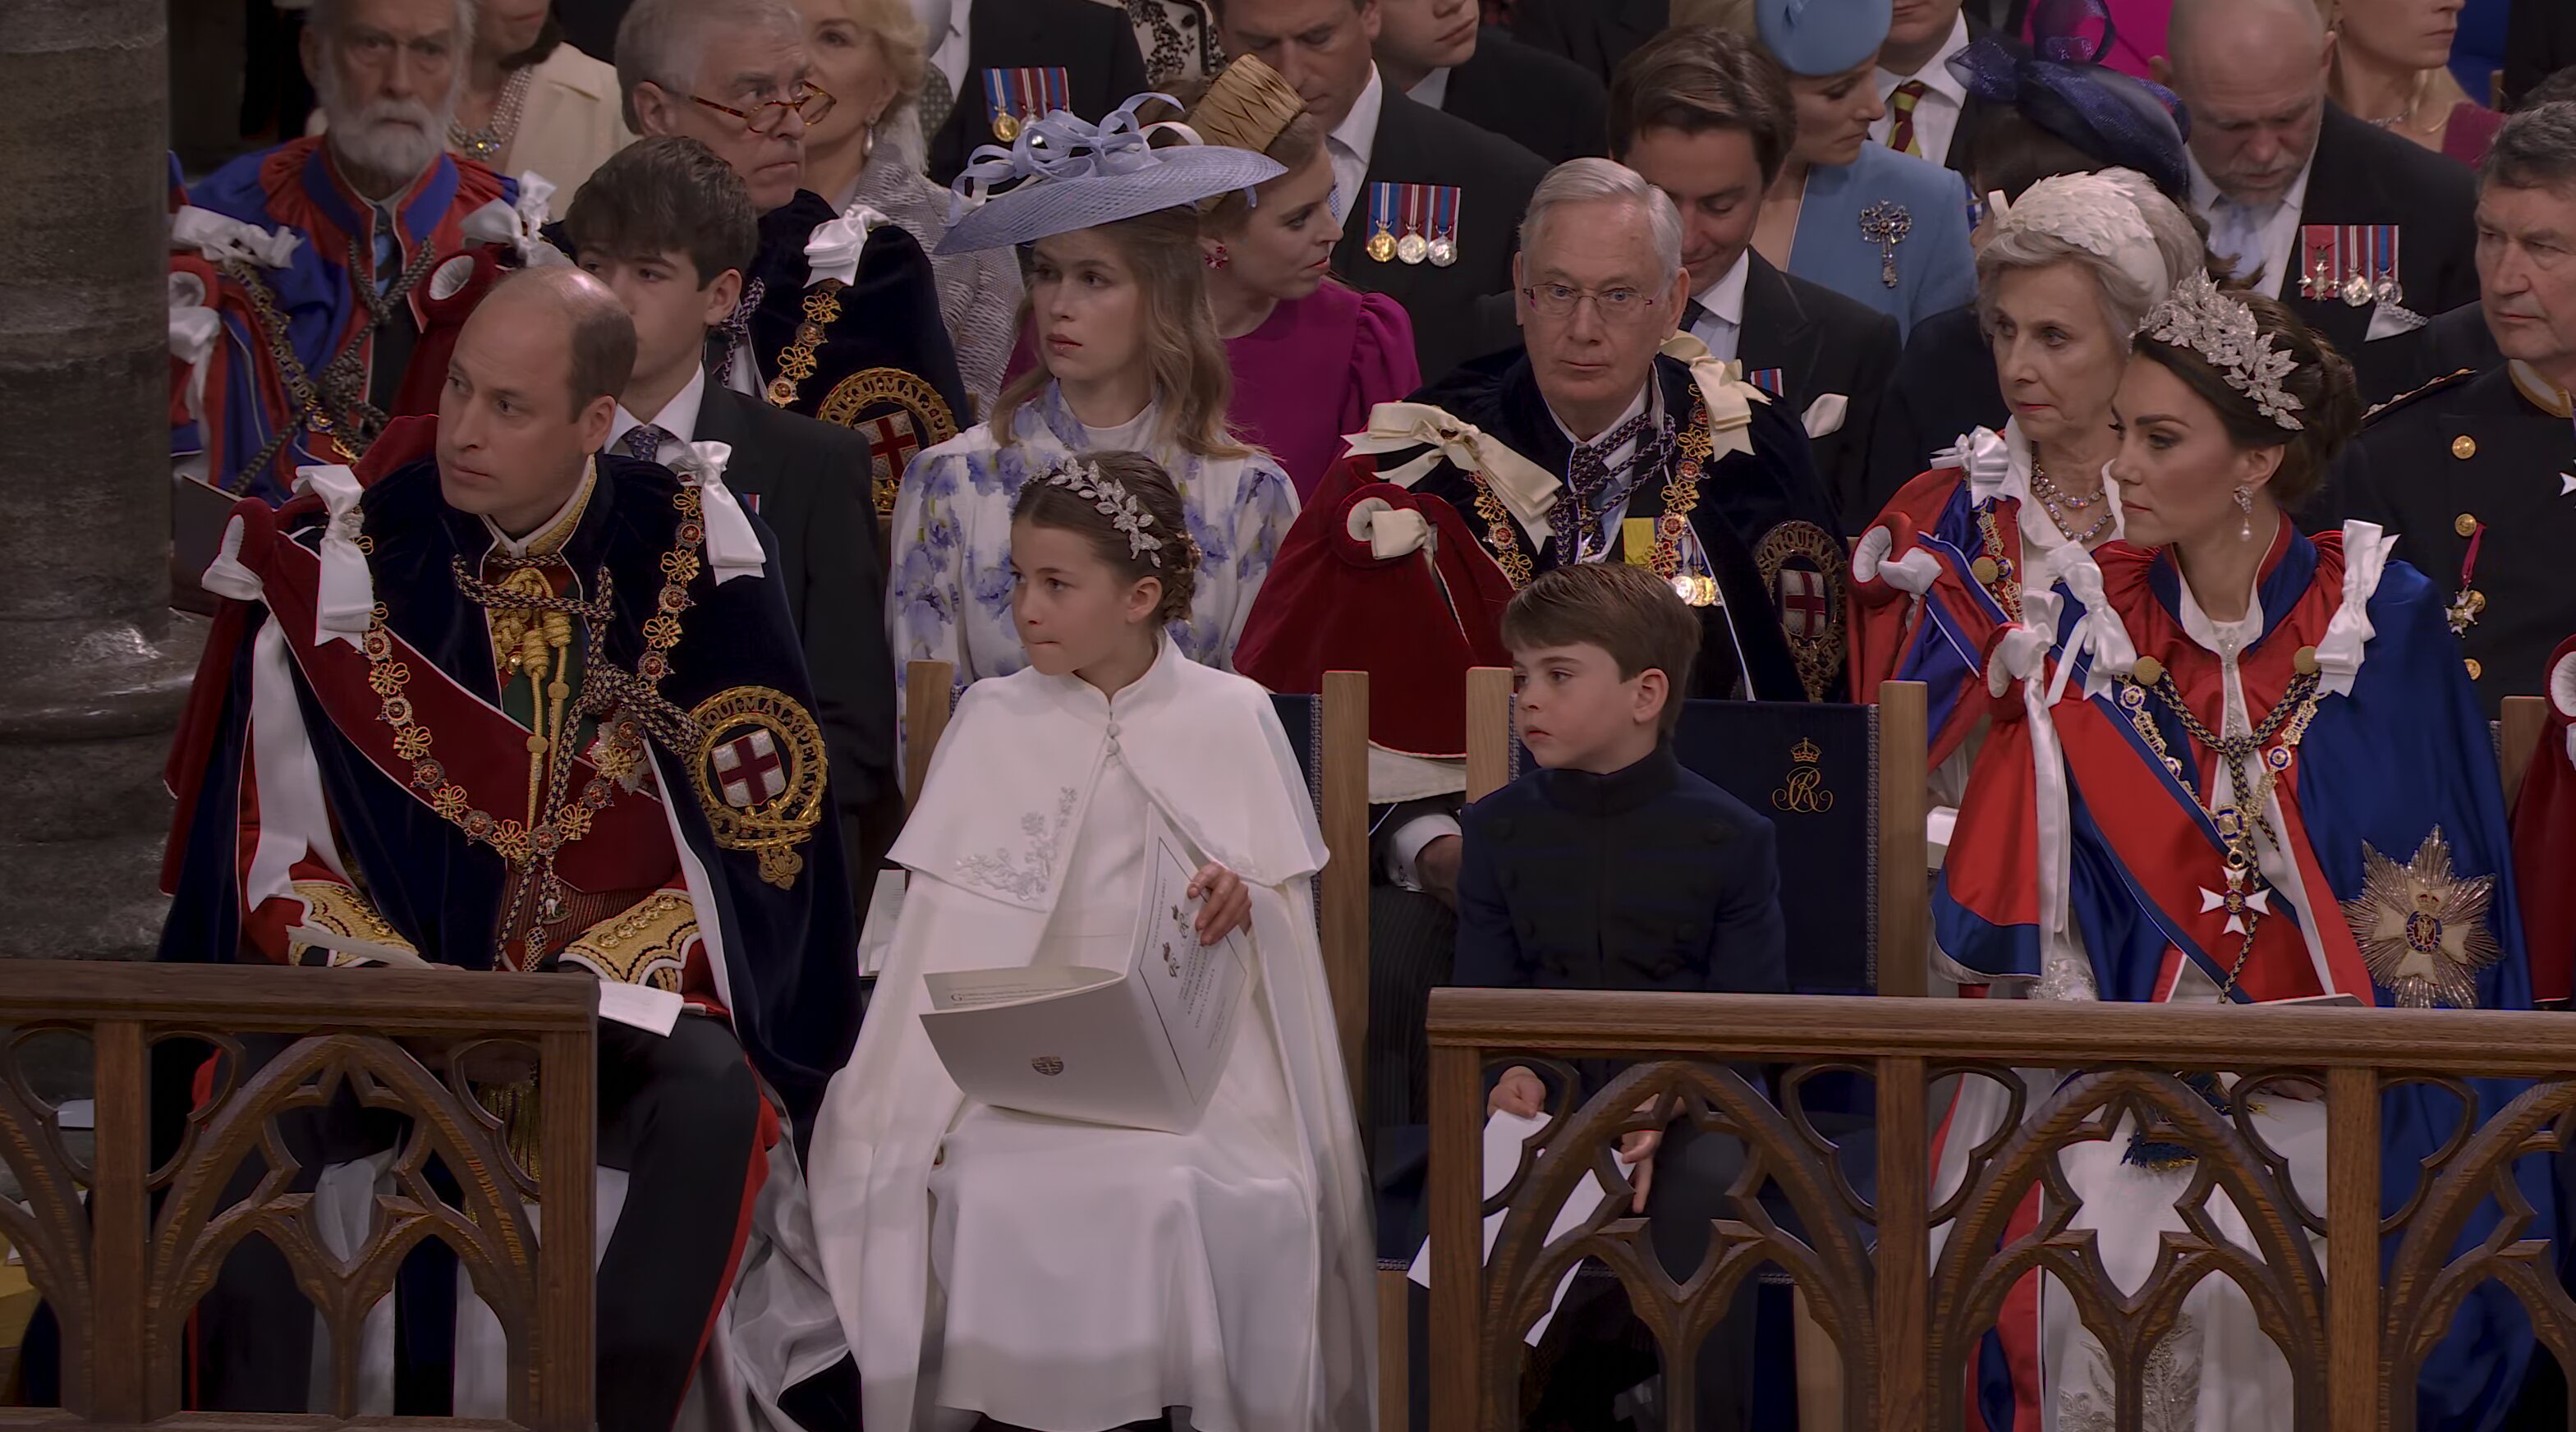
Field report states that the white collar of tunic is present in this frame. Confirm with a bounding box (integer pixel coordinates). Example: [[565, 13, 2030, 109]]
[[890, 636, 1330, 911]]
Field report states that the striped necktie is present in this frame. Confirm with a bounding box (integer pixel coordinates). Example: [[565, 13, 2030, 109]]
[[1887, 80, 1930, 158]]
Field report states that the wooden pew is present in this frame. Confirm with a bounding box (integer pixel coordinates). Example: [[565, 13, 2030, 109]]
[[0, 961, 595, 1429]]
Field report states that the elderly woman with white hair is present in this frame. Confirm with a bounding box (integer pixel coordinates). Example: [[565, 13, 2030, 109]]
[[795, 0, 1023, 409], [1851, 167, 2205, 780]]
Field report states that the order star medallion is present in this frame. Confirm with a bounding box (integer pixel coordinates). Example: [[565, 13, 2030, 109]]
[[2339, 826, 2500, 1008]]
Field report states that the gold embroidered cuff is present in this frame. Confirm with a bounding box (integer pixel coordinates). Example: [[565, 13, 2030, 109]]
[[287, 879, 422, 968], [557, 890, 696, 991]]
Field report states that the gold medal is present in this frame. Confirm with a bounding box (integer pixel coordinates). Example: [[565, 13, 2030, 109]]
[[1366, 229, 1397, 264], [1427, 236, 1458, 267], [1396, 233, 1428, 264], [993, 110, 1021, 142]]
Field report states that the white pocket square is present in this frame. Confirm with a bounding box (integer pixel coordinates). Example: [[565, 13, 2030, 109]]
[[1802, 393, 1848, 440], [2365, 301, 2429, 342]]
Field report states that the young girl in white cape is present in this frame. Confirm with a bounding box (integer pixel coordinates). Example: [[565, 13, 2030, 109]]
[[804, 450, 1375, 1431]]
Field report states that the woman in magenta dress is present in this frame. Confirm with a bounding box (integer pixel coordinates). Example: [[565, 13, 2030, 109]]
[[1187, 56, 1421, 498]]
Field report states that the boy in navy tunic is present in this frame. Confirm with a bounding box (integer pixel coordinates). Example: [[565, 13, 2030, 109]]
[[1453, 559, 1788, 1430]]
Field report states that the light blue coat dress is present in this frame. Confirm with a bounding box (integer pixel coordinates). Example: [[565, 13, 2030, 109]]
[[1789, 142, 1979, 342]]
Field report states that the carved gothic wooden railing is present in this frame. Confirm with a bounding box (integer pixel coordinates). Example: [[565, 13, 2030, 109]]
[[1426, 989, 2576, 1432], [0, 960, 595, 1430]]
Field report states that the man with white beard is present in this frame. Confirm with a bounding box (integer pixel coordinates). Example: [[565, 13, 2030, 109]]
[[170, 0, 547, 506]]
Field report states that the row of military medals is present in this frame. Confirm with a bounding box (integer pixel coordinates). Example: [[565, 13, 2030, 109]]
[[984, 66, 1070, 141], [2298, 224, 2403, 308], [1364, 182, 1461, 267]]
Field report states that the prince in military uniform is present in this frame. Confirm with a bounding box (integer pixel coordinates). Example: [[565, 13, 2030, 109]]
[[156, 269, 859, 1430], [2322, 104, 2576, 714]]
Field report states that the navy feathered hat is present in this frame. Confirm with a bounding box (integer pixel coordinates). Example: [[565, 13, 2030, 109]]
[[1947, 0, 2193, 201]]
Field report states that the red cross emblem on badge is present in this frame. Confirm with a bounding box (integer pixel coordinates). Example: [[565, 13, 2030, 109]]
[[1779, 567, 1830, 637], [866, 413, 921, 485], [713, 730, 786, 808]]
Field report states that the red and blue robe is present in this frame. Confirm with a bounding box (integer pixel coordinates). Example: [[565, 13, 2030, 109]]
[[172, 139, 519, 504], [1935, 521, 2546, 1430]]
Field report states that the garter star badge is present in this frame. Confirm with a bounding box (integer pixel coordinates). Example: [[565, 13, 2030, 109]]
[[690, 686, 828, 888], [2340, 826, 2501, 1008]]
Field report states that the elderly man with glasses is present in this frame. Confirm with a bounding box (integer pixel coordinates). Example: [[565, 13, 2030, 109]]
[[1346, 158, 1848, 711], [170, 0, 541, 510], [616, 0, 967, 457]]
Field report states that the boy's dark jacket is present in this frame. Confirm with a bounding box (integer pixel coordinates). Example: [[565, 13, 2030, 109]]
[[1451, 745, 1788, 994]]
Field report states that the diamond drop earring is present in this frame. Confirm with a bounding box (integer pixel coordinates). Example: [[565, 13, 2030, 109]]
[[2234, 485, 2255, 541]]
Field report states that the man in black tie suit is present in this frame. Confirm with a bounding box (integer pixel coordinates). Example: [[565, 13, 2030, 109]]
[[919, 0, 1151, 186], [1374, 0, 1608, 163], [1218, 0, 1550, 382], [1611, 25, 1900, 531], [2153, 0, 2477, 386], [563, 137, 899, 920]]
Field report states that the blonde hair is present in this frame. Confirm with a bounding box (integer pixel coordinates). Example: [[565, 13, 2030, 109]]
[[992, 207, 1251, 460], [806, 0, 930, 112]]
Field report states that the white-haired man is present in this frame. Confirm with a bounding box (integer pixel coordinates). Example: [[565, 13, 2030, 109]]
[[172, 0, 536, 507]]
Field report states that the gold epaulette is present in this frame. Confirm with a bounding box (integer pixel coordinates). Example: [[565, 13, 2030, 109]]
[[2360, 367, 2480, 427], [287, 879, 420, 968]]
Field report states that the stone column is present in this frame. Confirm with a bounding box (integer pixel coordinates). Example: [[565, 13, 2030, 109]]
[[0, 0, 204, 962]]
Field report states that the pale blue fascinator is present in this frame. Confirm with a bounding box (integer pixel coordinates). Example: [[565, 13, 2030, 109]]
[[938, 93, 1287, 255]]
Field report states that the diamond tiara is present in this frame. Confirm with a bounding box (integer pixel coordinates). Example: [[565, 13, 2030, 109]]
[[2137, 272, 2304, 432], [1041, 459, 1165, 568]]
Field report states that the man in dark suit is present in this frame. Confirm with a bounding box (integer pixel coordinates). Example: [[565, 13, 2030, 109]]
[[1218, 0, 1550, 381], [2153, 0, 2478, 377], [1611, 25, 1901, 530], [1870, 0, 2021, 176], [563, 137, 898, 920], [1375, 0, 1608, 163], [2314, 103, 2576, 718], [919, 0, 1152, 185], [1504, 0, 1667, 87]]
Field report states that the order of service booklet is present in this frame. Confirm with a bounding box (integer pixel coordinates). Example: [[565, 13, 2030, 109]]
[[918, 813, 1249, 1133]]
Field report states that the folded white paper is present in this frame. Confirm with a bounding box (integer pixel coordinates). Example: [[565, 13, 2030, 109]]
[[597, 980, 686, 1035], [921, 812, 1247, 1132], [1407, 1108, 1638, 1345]]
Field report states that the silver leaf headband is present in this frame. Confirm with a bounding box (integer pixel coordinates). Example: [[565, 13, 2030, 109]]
[[1043, 460, 1164, 568], [2137, 272, 2304, 431]]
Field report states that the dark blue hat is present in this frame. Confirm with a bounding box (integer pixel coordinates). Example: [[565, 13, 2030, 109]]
[[1948, 0, 2193, 200], [1755, 0, 1892, 77]]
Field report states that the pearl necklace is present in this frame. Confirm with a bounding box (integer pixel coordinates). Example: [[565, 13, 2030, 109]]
[[449, 65, 535, 163]]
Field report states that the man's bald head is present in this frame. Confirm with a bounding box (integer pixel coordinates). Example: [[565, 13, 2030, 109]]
[[2156, 0, 2331, 207], [473, 265, 640, 418], [439, 267, 634, 535]]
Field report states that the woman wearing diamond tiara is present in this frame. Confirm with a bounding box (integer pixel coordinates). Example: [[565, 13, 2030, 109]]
[[1850, 168, 2201, 796], [1935, 277, 2546, 1428], [806, 450, 1373, 1432], [885, 95, 1300, 766]]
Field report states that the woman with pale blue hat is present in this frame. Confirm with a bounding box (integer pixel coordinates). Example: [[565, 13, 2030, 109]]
[[882, 96, 1303, 735], [1745, 0, 1979, 339]]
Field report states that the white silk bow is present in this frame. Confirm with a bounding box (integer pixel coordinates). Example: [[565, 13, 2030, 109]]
[[1853, 523, 1940, 594], [2315, 519, 2396, 698], [292, 465, 374, 649], [807, 203, 892, 288], [1344, 496, 1433, 559], [2051, 553, 2141, 704], [461, 172, 567, 267], [168, 273, 222, 425], [1935, 426, 2015, 504], [1658, 332, 1767, 461], [171, 205, 301, 267], [663, 441, 767, 585], [2551, 650, 2576, 769], [1342, 402, 1559, 530], [1986, 618, 2075, 935]]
